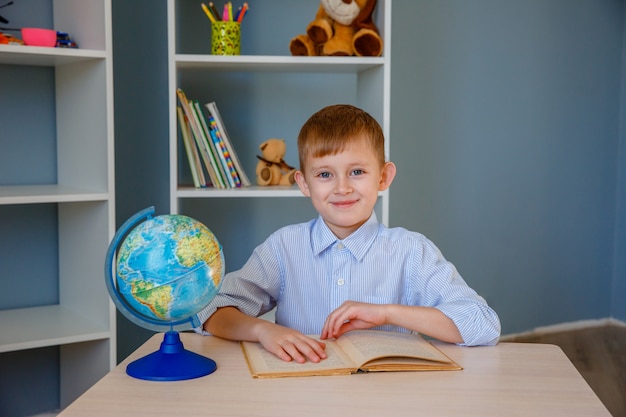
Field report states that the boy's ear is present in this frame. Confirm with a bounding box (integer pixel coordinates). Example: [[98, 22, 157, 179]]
[[379, 161, 396, 191], [294, 170, 311, 196]]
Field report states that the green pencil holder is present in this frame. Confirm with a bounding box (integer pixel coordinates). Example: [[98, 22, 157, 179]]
[[211, 21, 241, 55]]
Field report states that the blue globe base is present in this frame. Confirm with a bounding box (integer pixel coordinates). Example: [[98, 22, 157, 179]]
[[126, 331, 217, 381]]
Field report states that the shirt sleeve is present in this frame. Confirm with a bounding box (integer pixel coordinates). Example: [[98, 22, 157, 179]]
[[194, 235, 282, 335], [411, 236, 501, 346]]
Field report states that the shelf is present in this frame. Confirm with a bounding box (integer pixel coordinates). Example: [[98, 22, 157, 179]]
[[0, 185, 110, 205], [0, 44, 106, 66], [176, 186, 389, 199], [0, 0, 115, 410], [0, 305, 111, 353], [175, 54, 385, 73], [170, 0, 391, 227], [176, 185, 304, 198]]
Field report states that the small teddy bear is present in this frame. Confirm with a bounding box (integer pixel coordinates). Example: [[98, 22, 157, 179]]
[[289, 0, 383, 57], [255, 138, 297, 186]]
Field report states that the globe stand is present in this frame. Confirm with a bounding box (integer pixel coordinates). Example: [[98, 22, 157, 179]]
[[105, 207, 225, 382], [126, 331, 217, 381]]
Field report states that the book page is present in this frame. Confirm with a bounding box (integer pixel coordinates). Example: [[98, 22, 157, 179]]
[[336, 330, 453, 366], [241, 338, 357, 378]]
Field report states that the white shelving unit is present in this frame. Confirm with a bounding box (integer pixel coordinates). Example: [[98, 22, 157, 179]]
[[168, 0, 390, 238], [0, 0, 115, 408]]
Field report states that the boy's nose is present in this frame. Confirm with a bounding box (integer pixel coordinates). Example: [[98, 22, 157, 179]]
[[335, 175, 352, 194]]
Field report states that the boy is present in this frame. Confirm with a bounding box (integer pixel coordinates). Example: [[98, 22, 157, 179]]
[[196, 104, 500, 364]]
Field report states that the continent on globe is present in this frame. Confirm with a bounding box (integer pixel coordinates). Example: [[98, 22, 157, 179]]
[[131, 280, 173, 319]]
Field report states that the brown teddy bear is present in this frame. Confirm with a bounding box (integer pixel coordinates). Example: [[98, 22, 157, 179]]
[[255, 139, 297, 186], [289, 0, 383, 57]]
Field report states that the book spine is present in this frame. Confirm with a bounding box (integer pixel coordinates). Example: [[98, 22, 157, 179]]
[[194, 101, 231, 188], [177, 106, 205, 188], [191, 101, 228, 188], [176, 89, 220, 188], [205, 102, 251, 187], [208, 115, 242, 187]]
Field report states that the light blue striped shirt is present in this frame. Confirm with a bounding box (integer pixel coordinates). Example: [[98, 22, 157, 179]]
[[196, 213, 500, 346]]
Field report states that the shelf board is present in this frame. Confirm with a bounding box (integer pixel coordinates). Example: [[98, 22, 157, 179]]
[[0, 184, 110, 205], [0, 44, 106, 66], [176, 186, 387, 199], [175, 54, 385, 73], [176, 185, 305, 198], [0, 305, 111, 353]]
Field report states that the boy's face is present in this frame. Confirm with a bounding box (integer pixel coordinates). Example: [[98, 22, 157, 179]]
[[295, 135, 396, 239]]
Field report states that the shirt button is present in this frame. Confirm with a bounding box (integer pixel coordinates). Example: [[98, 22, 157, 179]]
[[336, 243, 345, 250], [337, 278, 345, 286]]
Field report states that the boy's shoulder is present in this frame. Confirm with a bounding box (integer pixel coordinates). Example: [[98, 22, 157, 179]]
[[377, 224, 442, 254], [380, 224, 428, 242]]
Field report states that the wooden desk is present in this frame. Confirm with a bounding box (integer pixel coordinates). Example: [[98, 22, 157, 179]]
[[58, 333, 611, 417]]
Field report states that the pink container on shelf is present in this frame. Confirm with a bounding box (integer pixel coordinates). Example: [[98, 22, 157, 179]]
[[21, 28, 57, 47]]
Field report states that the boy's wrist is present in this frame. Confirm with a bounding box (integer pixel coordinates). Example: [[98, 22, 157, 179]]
[[250, 317, 275, 341]]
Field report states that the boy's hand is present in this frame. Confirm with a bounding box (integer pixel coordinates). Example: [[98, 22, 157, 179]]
[[256, 322, 327, 364], [206, 306, 327, 363], [321, 301, 387, 339]]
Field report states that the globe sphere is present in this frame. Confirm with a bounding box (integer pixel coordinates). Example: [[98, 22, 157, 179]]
[[112, 211, 224, 328]]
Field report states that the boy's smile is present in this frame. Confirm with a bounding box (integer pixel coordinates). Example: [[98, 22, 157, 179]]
[[295, 138, 396, 239]]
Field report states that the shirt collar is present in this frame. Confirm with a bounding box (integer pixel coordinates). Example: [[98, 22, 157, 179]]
[[311, 212, 379, 261]]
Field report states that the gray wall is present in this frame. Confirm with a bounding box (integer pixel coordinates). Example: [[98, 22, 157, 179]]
[[613, 1, 626, 322], [111, 0, 170, 360], [112, 0, 626, 361], [390, 0, 625, 333]]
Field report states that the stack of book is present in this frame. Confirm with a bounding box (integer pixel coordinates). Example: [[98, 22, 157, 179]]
[[176, 88, 251, 188]]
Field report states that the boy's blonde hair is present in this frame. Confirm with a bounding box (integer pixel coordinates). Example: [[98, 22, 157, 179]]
[[298, 104, 385, 171]]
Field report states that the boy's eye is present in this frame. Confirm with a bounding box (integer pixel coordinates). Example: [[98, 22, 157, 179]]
[[351, 169, 364, 176]]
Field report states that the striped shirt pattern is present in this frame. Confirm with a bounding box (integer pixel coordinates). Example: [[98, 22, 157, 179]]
[[196, 213, 501, 346]]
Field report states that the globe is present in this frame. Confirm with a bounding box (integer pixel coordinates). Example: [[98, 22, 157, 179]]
[[105, 206, 225, 381]]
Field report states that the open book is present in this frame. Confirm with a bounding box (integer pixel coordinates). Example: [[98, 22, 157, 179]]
[[241, 330, 462, 378]]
